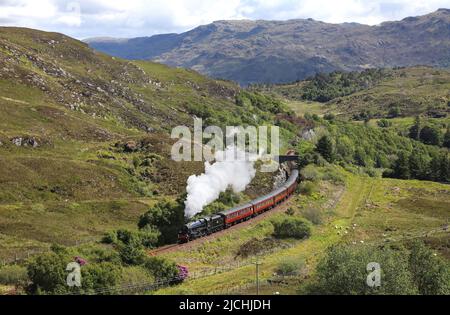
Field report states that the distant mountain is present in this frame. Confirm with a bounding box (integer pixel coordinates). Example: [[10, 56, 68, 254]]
[[86, 9, 450, 86]]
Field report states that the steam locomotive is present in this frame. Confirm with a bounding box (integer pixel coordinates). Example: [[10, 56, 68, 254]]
[[177, 169, 299, 243]]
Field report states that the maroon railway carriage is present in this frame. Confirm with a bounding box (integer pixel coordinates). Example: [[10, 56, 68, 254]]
[[219, 203, 254, 227], [252, 195, 274, 214]]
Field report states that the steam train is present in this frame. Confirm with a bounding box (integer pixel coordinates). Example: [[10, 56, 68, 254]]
[[177, 169, 299, 243]]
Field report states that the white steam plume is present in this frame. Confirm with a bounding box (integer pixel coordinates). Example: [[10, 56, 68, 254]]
[[184, 146, 257, 218]]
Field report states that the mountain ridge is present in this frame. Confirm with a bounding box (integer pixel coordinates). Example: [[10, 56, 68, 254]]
[[86, 9, 450, 85]]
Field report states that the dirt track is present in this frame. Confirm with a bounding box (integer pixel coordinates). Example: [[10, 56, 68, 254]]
[[148, 197, 293, 256]]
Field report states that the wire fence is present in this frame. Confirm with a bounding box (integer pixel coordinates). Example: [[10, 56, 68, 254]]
[[66, 241, 298, 295], [0, 237, 99, 265], [209, 275, 301, 295]]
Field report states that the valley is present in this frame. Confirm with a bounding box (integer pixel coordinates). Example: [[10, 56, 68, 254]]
[[0, 17, 449, 296]]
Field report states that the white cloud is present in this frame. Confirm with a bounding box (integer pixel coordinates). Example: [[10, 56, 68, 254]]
[[0, 0, 448, 38]]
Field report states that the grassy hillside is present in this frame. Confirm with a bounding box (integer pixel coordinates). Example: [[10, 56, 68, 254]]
[[0, 27, 293, 262], [0, 27, 448, 296], [259, 67, 450, 120], [155, 167, 449, 295]]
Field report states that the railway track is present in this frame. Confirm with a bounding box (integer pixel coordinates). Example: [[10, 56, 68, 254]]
[[150, 158, 299, 256], [147, 195, 294, 256]]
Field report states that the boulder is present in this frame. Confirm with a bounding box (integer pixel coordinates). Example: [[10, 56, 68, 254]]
[[11, 137, 23, 146]]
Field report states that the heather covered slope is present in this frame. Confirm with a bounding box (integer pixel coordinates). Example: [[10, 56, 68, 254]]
[[87, 9, 450, 85], [257, 66, 450, 120], [0, 27, 287, 260]]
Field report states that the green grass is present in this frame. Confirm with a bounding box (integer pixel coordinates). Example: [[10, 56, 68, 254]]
[[153, 167, 449, 295], [285, 100, 330, 117], [346, 178, 450, 245], [154, 167, 355, 294], [331, 67, 450, 119], [0, 27, 293, 263]]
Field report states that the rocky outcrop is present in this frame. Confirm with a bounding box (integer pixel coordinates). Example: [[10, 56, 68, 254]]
[[11, 136, 40, 148]]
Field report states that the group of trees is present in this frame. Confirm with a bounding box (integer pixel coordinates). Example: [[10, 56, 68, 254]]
[[390, 150, 449, 182], [299, 118, 449, 183], [309, 241, 449, 295], [294, 69, 388, 102], [409, 116, 450, 148]]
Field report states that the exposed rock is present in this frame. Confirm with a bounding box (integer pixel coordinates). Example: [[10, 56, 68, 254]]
[[124, 140, 138, 152], [302, 129, 316, 141], [11, 137, 23, 146], [11, 136, 40, 148]]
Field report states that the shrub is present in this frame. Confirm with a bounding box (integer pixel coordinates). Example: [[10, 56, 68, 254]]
[[324, 113, 335, 121], [285, 207, 295, 216], [96, 150, 115, 160], [81, 262, 122, 295], [301, 207, 323, 225], [299, 181, 318, 196], [90, 248, 122, 265], [377, 119, 392, 128], [118, 236, 146, 266], [236, 238, 281, 258], [27, 252, 70, 294], [102, 228, 160, 249], [101, 231, 118, 244], [276, 259, 304, 276], [300, 165, 320, 181], [143, 257, 180, 282], [0, 265, 28, 285], [273, 217, 312, 239], [321, 166, 345, 184]]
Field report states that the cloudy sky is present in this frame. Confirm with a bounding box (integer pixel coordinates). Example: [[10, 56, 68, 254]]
[[0, 0, 449, 39]]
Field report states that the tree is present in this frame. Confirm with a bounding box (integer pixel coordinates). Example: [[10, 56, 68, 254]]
[[316, 135, 334, 162], [438, 153, 450, 182], [408, 149, 428, 180], [311, 245, 417, 295], [393, 151, 410, 179], [443, 128, 450, 149], [429, 153, 442, 181], [354, 147, 369, 167], [138, 199, 184, 244], [409, 241, 450, 295], [419, 126, 441, 146], [409, 116, 422, 140]]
